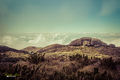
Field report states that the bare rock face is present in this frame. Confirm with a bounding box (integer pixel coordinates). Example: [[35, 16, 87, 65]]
[[69, 37, 107, 47]]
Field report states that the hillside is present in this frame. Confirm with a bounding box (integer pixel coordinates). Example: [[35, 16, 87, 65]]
[[0, 37, 120, 80], [36, 37, 120, 57], [0, 45, 29, 63], [0, 45, 28, 54], [69, 37, 107, 47], [22, 46, 41, 53]]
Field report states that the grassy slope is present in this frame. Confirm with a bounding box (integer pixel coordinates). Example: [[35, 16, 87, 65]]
[[0, 45, 120, 80]]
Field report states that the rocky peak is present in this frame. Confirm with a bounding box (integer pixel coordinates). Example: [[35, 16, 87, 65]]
[[69, 37, 107, 47]]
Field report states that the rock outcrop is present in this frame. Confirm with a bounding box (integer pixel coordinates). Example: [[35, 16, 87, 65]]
[[69, 37, 107, 47]]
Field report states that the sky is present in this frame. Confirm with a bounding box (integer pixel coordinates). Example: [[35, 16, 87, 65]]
[[0, 0, 120, 33]]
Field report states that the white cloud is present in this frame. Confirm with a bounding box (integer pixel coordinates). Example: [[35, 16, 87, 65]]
[[109, 38, 120, 47], [1, 33, 120, 49], [28, 34, 45, 44], [2, 36, 13, 45], [27, 33, 68, 47]]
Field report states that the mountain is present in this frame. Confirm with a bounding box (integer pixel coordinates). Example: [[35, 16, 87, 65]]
[[36, 37, 120, 57], [37, 44, 65, 53], [1, 37, 119, 62], [0, 45, 28, 54], [22, 46, 41, 53], [69, 37, 107, 47], [0, 45, 29, 63], [96, 46, 120, 56], [0, 37, 120, 80]]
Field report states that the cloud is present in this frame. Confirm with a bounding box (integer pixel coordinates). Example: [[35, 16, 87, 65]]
[[28, 34, 45, 44], [1, 36, 18, 45], [1, 33, 120, 49], [28, 33, 67, 46], [2, 36, 12, 45], [108, 38, 120, 47], [100, 0, 120, 16]]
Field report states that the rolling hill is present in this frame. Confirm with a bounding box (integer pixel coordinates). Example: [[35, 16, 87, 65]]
[[0, 37, 120, 80]]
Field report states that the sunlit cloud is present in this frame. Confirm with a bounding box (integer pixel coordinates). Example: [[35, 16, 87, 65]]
[[1, 35, 18, 45], [28, 34, 46, 44], [2, 36, 12, 45]]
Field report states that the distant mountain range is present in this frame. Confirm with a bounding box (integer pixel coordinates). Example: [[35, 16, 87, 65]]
[[0, 37, 120, 80], [0, 37, 120, 56], [1, 33, 120, 49]]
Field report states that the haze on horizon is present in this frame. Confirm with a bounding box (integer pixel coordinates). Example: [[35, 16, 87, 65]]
[[0, 0, 120, 33], [0, 33, 120, 49], [0, 0, 120, 49]]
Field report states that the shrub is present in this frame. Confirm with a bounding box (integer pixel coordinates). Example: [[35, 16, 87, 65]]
[[69, 53, 82, 61], [93, 68, 99, 75], [69, 54, 91, 66], [28, 53, 45, 64], [100, 57, 116, 70]]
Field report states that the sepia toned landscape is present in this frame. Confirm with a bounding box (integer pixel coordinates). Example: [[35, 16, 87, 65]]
[[0, 37, 120, 80], [0, 0, 120, 80]]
